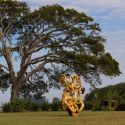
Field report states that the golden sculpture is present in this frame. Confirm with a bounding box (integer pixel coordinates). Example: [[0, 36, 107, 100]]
[[59, 74, 85, 117]]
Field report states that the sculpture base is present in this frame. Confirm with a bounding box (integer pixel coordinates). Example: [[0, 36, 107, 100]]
[[66, 108, 78, 117]]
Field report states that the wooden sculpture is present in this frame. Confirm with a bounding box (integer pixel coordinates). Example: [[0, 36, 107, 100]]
[[59, 74, 85, 117]]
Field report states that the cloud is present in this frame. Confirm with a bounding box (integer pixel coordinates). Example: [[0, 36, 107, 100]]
[[101, 35, 125, 87], [18, 0, 60, 5], [62, 0, 125, 12], [18, 0, 125, 21], [0, 90, 10, 105], [18, 0, 61, 10], [64, 0, 125, 21], [103, 29, 125, 83]]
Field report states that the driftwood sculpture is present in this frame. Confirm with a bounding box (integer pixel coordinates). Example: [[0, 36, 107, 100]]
[[60, 74, 85, 117]]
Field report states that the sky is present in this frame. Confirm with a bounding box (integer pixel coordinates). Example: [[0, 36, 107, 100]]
[[0, 0, 125, 104]]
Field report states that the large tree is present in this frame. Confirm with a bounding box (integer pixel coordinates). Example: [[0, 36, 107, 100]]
[[0, 0, 121, 101]]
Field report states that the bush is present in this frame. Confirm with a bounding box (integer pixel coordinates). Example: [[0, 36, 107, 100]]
[[32, 103, 40, 111], [2, 102, 13, 112], [2, 99, 37, 112], [115, 104, 125, 111], [51, 101, 61, 111], [41, 102, 50, 111], [84, 101, 92, 110]]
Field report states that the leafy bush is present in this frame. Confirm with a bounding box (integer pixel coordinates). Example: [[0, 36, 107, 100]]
[[2, 99, 38, 112], [2, 102, 13, 112], [84, 101, 92, 110], [32, 103, 40, 111], [51, 101, 61, 111], [41, 102, 50, 111], [115, 104, 125, 111]]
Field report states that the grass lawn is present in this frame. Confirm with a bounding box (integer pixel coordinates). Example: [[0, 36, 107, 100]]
[[0, 111, 125, 125]]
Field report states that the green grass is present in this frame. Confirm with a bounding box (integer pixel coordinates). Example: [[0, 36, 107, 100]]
[[0, 111, 125, 125]]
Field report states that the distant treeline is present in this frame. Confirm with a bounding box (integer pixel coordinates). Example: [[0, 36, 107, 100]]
[[84, 82, 125, 111]]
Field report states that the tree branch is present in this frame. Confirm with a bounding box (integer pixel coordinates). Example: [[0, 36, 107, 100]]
[[3, 22, 12, 35], [5, 34, 12, 48], [26, 53, 59, 66], [0, 36, 6, 48], [0, 64, 9, 72], [3, 49, 16, 83], [23, 62, 46, 83]]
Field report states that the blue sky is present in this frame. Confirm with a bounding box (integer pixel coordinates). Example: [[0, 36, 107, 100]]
[[0, 0, 125, 103]]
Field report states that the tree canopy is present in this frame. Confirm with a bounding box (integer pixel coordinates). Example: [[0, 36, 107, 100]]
[[0, 0, 121, 101], [85, 82, 125, 110]]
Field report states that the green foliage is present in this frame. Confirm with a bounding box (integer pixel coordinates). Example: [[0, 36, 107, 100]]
[[98, 53, 121, 76], [41, 102, 50, 111], [115, 104, 125, 111], [92, 92, 102, 111], [84, 101, 92, 110], [2, 102, 13, 112], [85, 82, 125, 111], [0, 0, 29, 35], [31, 103, 40, 111], [2, 99, 39, 112], [51, 101, 61, 111], [0, 69, 10, 92], [2, 98, 63, 112], [50, 97, 61, 111]]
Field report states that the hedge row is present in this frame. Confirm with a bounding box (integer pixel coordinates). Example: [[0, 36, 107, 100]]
[[2, 99, 61, 112]]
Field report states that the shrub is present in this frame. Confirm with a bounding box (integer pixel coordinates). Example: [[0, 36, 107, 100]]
[[84, 101, 92, 110], [51, 101, 61, 111], [41, 102, 50, 111], [2, 102, 13, 112], [2, 99, 34, 112], [32, 103, 40, 111], [115, 104, 125, 111]]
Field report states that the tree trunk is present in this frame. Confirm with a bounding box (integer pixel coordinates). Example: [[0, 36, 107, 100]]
[[11, 82, 20, 101]]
